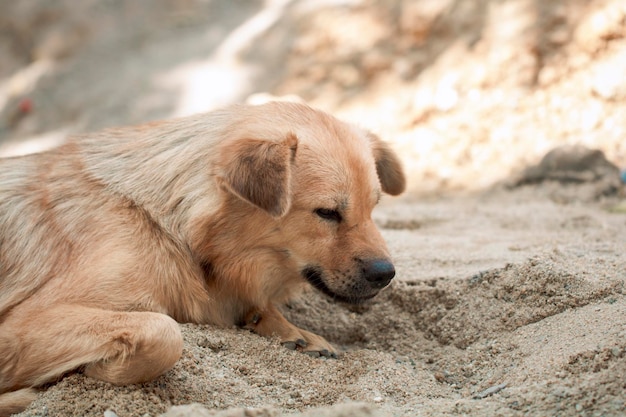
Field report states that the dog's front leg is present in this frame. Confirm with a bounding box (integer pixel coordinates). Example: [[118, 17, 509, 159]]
[[243, 304, 337, 358]]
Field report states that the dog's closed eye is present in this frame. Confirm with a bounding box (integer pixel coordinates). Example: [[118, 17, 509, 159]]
[[314, 208, 342, 223]]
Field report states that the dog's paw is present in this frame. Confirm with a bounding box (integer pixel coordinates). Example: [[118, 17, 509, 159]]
[[243, 306, 338, 358], [282, 329, 338, 358]]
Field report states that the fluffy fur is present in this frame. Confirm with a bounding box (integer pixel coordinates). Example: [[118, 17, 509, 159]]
[[0, 102, 405, 415]]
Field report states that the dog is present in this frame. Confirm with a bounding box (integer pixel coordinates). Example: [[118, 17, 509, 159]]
[[0, 101, 405, 415]]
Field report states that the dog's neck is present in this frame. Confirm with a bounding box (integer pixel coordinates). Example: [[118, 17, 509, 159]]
[[188, 194, 305, 314]]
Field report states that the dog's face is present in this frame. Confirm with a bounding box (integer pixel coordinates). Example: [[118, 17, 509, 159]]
[[216, 106, 405, 303], [283, 127, 405, 303]]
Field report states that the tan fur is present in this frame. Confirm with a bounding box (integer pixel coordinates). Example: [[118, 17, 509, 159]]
[[0, 102, 405, 415]]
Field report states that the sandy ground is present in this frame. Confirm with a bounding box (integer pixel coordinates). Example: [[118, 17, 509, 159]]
[[1, 1, 625, 416], [16, 189, 626, 417]]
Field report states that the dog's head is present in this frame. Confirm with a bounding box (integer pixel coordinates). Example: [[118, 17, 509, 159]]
[[215, 103, 405, 303]]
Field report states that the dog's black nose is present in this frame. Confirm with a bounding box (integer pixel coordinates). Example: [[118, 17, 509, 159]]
[[362, 259, 395, 288]]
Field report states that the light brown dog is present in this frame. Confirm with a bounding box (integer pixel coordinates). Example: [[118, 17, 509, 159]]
[[0, 102, 405, 415]]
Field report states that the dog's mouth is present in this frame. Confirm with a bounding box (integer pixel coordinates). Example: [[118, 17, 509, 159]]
[[301, 266, 378, 304]]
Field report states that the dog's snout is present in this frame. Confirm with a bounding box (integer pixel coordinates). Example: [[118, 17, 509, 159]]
[[362, 259, 395, 288]]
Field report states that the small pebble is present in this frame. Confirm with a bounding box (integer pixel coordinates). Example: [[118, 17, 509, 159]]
[[473, 383, 508, 399]]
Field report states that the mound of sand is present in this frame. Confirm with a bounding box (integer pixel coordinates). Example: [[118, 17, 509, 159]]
[[19, 191, 626, 417]]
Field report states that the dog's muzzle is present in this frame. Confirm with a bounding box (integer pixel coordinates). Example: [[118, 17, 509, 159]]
[[302, 258, 395, 304]]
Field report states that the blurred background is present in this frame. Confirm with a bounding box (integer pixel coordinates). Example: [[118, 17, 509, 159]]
[[1, 0, 625, 195]]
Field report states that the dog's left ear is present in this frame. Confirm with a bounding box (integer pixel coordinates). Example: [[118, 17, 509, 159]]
[[368, 133, 406, 195], [217, 133, 298, 217]]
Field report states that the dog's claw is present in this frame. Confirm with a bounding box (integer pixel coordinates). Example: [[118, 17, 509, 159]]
[[242, 312, 262, 330], [282, 341, 297, 350], [282, 339, 308, 351], [283, 344, 337, 359], [304, 349, 337, 359], [249, 313, 261, 325]]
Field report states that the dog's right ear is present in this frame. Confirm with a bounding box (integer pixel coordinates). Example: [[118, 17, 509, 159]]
[[368, 133, 406, 196], [216, 133, 298, 217]]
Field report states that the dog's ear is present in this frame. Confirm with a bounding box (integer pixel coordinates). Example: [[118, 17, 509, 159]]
[[217, 133, 298, 217], [368, 133, 406, 196]]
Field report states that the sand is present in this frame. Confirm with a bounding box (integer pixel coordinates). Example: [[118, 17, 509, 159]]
[[1, 1, 625, 416], [15, 187, 626, 417]]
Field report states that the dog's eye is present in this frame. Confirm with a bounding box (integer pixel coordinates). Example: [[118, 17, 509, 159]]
[[314, 208, 342, 223]]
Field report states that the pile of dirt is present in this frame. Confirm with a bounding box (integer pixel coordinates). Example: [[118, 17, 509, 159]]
[[20, 200, 626, 416]]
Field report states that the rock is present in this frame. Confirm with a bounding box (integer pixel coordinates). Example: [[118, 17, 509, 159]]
[[509, 145, 623, 201], [517, 145, 620, 184]]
